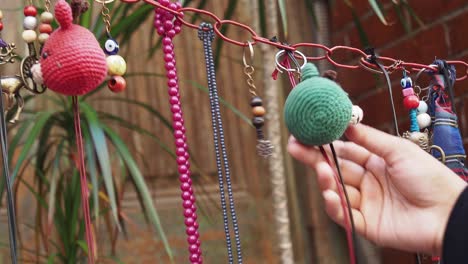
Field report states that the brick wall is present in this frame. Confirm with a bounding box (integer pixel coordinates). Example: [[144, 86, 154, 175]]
[[330, 1, 468, 263], [330, 0, 468, 147]]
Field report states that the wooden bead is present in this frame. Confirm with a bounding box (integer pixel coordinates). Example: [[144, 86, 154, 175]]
[[24, 6, 37, 17], [22, 30, 37, 43], [39, 23, 53, 34], [106, 55, 127, 76], [253, 106, 266, 116], [38, 33, 49, 44], [23, 16, 37, 30], [250, 96, 263, 107], [40, 12, 53, 24], [252, 117, 264, 128], [108, 76, 126, 93]]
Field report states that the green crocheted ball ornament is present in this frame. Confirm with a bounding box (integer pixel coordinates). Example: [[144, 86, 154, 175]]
[[284, 63, 352, 146]]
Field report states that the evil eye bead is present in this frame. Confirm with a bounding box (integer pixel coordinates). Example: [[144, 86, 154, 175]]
[[400, 77, 413, 89], [104, 38, 120, 55]]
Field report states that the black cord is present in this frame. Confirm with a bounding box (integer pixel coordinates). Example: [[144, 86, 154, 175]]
[[415, 253, 422, 264], [330, 143, 358, 264], [0, 94, 18, 264], [366, 49, 400, 136], [199, 22, 243, 264]]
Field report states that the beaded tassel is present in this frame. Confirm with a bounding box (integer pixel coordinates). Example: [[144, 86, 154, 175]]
[[38, 8, 53, 46], [198, 22, 243, 264], [401, 76, 430, 151], [243, 52, 273, 158], [155, 2, 203, 263], [22, 5, 38, 44], [101, 2, 127, 93]]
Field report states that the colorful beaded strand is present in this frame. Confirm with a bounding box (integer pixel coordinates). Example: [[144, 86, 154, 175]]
[[155, 1, 202, 263]]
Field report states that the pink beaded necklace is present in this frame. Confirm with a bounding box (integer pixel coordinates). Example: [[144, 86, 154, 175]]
[[154, 1, 203, 263]]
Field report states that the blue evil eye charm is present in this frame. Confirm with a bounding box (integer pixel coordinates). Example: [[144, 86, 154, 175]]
[[400, 76, 413, 89], [104, 38, 119, 55]]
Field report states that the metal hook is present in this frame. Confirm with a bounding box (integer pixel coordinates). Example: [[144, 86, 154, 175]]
[[243, 41, 254, 67], [275, 49, 307, 73]]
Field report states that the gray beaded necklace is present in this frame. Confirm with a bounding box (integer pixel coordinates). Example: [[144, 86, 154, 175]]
[[198, 22, 243, 264]]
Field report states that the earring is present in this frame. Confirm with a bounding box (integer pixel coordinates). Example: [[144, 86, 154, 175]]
[[243, 42, 273, 158], [97, 0, 127, 93], [400, 72, 430, 151]]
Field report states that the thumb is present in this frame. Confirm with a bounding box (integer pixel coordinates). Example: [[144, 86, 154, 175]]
[[345, 124, 404, 161]]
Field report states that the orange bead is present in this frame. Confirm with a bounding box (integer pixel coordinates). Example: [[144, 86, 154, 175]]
[[253, 106, 266, 116], [108, 76, 126, 93], [39, 23, 52, 34]]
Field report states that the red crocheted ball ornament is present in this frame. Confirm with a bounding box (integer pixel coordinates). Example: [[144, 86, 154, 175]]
[[40, 0, 107, 96]]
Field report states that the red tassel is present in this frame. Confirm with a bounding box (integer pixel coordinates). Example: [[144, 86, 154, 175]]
[[72, 96, 95, 263]]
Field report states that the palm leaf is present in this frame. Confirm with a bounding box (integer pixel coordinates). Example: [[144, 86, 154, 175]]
[[102, 125, 174, 262], [80, 103, 120, 230], [278, 0, 288, 38], [368, 0, 388, 25]]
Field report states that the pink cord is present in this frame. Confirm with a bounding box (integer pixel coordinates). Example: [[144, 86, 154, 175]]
[[72, 96, 95, 264]]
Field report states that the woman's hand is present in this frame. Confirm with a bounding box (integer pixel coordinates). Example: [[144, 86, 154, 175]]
[[287, 124, 467, 255]]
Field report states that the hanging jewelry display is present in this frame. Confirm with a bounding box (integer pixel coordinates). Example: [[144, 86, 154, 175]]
[[198, 22, 243, 264], [243, 42, 274, 158], [154, 1, 203, 263]]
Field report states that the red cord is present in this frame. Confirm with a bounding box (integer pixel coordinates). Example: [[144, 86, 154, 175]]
[[320, 147, 356, 264], [72, 96, 95, 264]]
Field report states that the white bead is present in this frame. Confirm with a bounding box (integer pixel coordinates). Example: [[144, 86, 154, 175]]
[[106, 55, 127, 76], [23, 16, 37, 30], [22, 30, 37, 43], [38, 33, 49, 44], [31, 64, 43, 85], [417, 101, 428, 115], [349, 105, 364, 125], [40, 12, 54, 24], [417, 113, 431, 129], [0, 10, 3, 20]]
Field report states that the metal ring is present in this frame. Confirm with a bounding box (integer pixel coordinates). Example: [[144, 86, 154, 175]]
[[243, 41, 254, 67], [213, 20, 257, 47], [94, 0, 115, 3], [177, 7, 221, 30], [291, 43, 331, 61], [359, 58, 384, 74], [429, 145, 446, 164], [275, 50, 307, 73]]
